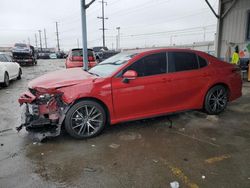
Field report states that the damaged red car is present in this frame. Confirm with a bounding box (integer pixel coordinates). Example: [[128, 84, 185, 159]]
[[18, 49, 242, 140]]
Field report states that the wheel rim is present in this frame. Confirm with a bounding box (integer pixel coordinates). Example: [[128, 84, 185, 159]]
[[208, 88, 227, 113], [70, 105, 103, 137]]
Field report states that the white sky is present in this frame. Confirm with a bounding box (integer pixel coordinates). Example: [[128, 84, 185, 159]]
[[0, 0, 218, 50]]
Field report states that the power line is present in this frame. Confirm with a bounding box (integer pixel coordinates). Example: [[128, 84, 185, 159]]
[[97, 0, 108, 47], [44, 28, 48, 49], [35, 33, 38, 48], [38, 30, 43, 51], [55, 22, 60, 52]]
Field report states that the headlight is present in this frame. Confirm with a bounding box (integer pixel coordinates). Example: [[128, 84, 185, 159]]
[[38, 94, 53, 100]]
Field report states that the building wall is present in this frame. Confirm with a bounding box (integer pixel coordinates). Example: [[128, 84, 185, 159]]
[[219, 0, 250, 61]]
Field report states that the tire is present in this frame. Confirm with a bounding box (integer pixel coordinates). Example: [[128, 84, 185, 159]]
[[0, 72, 10, 87], [65, 100, 106, 139], [204, 85, 228, 115], [17, 69, 22, 80]]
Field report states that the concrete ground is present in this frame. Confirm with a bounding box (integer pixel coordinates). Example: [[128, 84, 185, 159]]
[[0, 59, 250, 188]]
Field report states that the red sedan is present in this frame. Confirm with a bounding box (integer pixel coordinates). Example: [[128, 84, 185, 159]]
[[18, 49, 242, 140], [65, 48, 97, 69]]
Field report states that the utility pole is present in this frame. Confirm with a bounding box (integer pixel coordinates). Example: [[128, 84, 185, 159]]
[[81, 0, 96, 70], [77, 38, 80, 48], [44, 28, 48, 49], [35, 34, 38, 48], [38, 30, 43, 51], [55, 22, 60, 52], [97, 0, 108, 48], [116, 27, 120, 50]]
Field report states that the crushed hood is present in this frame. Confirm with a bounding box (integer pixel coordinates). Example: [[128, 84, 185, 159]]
[[28, 68, 96, 90]]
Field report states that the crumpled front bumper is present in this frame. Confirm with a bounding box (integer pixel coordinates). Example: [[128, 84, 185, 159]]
[[18, 90, 68, 141]]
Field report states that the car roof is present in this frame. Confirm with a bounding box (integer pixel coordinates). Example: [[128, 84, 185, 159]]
[[123, 48, 204, 54]]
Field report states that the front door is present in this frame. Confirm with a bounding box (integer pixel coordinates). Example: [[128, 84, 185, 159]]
[[111, 52, 173, 121]]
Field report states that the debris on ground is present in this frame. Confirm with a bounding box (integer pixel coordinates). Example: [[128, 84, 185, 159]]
[[178, 128, 185, 132], [41, 153, 44, 156], [202, 175, 206, 179], [109, 143, 120, 149], [84, 167, 96, 172], [119, 132, 142, 141], [33, 142, 37, 145], [152, 159, 158, 163], [206, 115, 219, 122], [91, 144, 95, 147], [170, 181, 180, 188], [0, 143, 3, 146]]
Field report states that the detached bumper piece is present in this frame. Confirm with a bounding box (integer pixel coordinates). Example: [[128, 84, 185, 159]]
[[18, 90, 66, 141]]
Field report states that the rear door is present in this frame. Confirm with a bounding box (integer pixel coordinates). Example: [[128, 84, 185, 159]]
[[112, 52, 174, 120], [167, 51, 211, 110], [3, 55, 18, 78]]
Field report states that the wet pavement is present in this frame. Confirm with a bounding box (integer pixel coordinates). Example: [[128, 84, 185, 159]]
[[0, 59, 250, 188]]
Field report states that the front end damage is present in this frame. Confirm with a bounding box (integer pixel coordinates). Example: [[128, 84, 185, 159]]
[[17, 88, 69, 141]]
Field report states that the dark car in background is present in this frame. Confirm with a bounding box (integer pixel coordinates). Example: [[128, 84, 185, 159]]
[[12, 43, 37, 65], [65, 48, 97, 69]]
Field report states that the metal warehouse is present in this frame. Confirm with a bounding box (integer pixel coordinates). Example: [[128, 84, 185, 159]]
[[214, 0, 250, 61]]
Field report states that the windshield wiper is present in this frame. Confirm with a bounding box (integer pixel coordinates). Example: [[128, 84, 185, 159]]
[[87, 71, 100, 77]]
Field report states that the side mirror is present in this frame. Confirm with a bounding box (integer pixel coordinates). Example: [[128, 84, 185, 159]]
[[122, 70, 138, 83]]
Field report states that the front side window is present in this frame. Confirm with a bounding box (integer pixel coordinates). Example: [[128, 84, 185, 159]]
[[168, 52, 198, 73], [0, 54, 7, 62], [125, 53, 167, 77]]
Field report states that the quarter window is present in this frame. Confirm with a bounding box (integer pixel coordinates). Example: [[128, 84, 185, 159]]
[[198, 56, 208, 68], [168, 52, 199, 73], [126, 53, 167, 77]]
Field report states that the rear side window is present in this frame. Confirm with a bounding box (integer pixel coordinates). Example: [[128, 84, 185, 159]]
[[126, 53, 167, 77], [168, 52, 198, 73], [198, 56, 208, 68], [71, 50, 93, 57]]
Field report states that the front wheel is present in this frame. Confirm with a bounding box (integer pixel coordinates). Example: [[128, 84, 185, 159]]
[[65, 100, 106, 139], [204, 85, 228, 115]]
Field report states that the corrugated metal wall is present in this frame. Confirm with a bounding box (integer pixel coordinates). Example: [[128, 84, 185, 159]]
[[219, 0, 250, 59]]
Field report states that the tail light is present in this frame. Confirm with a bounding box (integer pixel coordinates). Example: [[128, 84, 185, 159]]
[[88, 56, 94, 61], [232, 66, 241, 74]]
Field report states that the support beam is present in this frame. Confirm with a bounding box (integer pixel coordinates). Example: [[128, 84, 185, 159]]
[[81, 0, 96, 71], [205, 0, 219, 18]]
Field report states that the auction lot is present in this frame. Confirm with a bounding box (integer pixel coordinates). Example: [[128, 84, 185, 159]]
[[0, 59, 249, 188]]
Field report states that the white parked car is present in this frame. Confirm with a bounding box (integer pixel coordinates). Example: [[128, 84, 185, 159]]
[[0, 53, 22, 87]]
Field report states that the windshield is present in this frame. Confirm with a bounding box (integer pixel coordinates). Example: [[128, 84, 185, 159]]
[[15, 43, 27, 48], [88, 52, 137, 77]]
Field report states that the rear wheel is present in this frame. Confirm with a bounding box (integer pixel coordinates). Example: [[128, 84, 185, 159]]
[[0, 72, 9, 87], [204, 85, 228, 115], [65, 100, 106, 139], [17, 69, 22, 80]]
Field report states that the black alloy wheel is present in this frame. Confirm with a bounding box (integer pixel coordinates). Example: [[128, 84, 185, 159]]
[[65, 100, 106, 139], [204, 85, 228, 115]]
